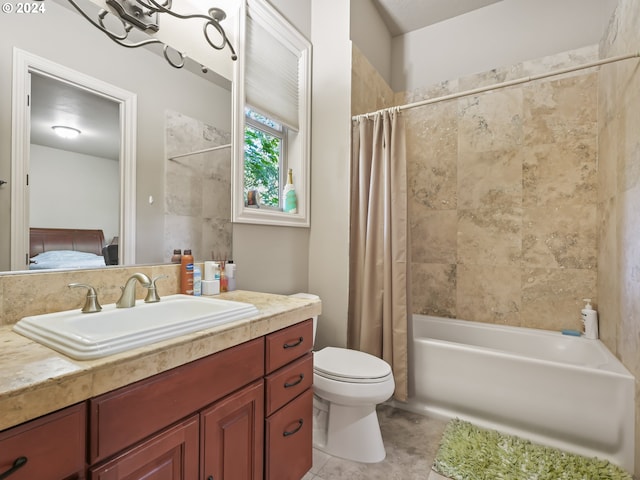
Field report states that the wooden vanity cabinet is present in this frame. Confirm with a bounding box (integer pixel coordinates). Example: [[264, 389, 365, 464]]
[[89, 338, 264, 464], [0, 318, 315, 480], [0, 403, 86, 480], [264, 319, 314, 480]]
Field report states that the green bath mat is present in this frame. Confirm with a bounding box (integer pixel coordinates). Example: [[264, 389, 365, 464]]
[[433, 419, 632, 480]]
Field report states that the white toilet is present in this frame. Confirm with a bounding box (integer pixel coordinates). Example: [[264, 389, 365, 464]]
[[290, 294, 395, 463]]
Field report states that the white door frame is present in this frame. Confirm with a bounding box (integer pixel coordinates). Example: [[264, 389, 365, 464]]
[[11, 48, 137, 270]]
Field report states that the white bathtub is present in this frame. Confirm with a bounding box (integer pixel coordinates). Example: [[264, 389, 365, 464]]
[[400, 314, 635, 473]]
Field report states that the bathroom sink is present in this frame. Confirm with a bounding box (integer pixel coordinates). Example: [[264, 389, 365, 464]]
[[13, 295, 259, 360]]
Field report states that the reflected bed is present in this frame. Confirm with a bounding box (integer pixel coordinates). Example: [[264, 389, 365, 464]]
[[29, 228, 107, 269]]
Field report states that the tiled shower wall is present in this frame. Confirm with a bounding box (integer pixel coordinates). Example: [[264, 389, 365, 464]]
[[352, 44, 600, 332], [164, 111, 232, 263], [597, 0, 640, 474], [403, 48, 600, 332]]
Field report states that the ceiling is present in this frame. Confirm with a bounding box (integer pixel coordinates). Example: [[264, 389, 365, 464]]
[[30, 73, 120, 161], [372, 0, 504, 36]]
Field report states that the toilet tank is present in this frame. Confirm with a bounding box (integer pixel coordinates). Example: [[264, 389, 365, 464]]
[[289, 293, 319, 345]]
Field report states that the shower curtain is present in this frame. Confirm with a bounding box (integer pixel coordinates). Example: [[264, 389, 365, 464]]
[[348, 108, 409, 401]]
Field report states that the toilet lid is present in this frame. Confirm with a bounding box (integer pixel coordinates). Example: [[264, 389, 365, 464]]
[[314, 347, 392, 382]]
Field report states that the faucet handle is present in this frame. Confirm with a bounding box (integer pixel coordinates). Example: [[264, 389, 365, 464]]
[[68, 283, 102, 313], [144, 275, 168, 303]]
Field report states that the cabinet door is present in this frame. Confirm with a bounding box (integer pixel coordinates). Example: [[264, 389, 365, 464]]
[[89, 416, 199, 480], [0, 403, 85, 480], [200, 380, 264, 480], [265, 389, 312, 480]]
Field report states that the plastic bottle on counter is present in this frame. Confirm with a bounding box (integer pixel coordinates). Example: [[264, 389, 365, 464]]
[[193, 265, 202, 296], [226, 261, 236, 291], [171, 249, 182, 263], [180, 249, 194, 295]]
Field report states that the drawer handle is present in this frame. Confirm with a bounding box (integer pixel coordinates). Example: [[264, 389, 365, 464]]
[[284, 373, 305, 388], [0, 457, 27, 480], [283, 419, 304, 437], [283, 337, 304, 349]]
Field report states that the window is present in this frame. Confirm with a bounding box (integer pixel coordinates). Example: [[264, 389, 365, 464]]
[[244, 107, 285, 209], [233, 0, 311, 227]]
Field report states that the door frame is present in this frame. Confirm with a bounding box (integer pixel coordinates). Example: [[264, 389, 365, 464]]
[[11, 48, 137, 269]]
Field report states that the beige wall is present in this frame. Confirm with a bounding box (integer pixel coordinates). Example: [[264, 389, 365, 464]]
[[308, 0, 352, 349], [351, 45, 395, 116], [401, 47, 600, 333], [598, 0, 640, 474]]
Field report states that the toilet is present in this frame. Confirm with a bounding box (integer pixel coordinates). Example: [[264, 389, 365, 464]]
[[290, 294, 395, 463]]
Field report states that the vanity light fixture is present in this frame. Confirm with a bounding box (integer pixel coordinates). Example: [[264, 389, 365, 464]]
[[65, 0, 237, 70], [52, 125, 82, 139]]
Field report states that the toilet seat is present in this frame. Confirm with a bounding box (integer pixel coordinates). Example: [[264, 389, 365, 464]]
[[314, 347, 392, 384]]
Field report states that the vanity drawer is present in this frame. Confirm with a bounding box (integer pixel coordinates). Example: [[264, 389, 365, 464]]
[[0, 403, 86, 480], [265, 388, 312, 480], [89, 338, 264, 463], [265, 352, 313, 416], [265, 319, 313, 373]]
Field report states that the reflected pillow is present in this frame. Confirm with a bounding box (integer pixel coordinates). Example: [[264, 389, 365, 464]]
[[30, 250, 107, 270]]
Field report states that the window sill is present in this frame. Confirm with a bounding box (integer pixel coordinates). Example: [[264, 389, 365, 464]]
[[232, 206, 309, 228]]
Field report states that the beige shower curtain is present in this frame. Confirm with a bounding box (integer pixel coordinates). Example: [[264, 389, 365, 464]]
[[348, 108, 409, 402]]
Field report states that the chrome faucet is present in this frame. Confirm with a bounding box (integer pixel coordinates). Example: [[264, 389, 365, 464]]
[[116, 273, 152, 308]]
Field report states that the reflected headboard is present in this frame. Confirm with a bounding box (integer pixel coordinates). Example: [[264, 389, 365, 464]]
[[29, 228, 105, 258]]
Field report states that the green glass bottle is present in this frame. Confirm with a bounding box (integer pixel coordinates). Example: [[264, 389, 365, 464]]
[[283, 168, 298, 214]]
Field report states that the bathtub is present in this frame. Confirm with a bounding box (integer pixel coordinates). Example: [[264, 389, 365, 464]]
[[400, 314, 635, 473]]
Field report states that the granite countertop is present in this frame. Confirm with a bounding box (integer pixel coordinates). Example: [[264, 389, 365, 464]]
[[0, 290, 321, 432]]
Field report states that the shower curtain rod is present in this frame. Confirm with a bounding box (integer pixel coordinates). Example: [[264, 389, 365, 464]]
[[353, 52, 640, 119], [168, 143, 231, 161]]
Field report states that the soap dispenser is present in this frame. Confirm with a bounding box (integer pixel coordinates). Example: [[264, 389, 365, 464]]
[[581, 299, 599, 340]]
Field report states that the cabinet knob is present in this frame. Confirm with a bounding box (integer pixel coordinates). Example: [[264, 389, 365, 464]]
[[207, 476, 214, 480], [0, 456, 27, 480]]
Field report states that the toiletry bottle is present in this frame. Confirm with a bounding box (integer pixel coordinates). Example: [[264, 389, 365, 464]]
[[171, 249, 182, 263], [283, 168, 298, 214], [226, 261, 236, 291], [193, 265, 202, 296], [220, 263, 228, 292], [581, 298, 599, 339], [180, 249, 194, 295]]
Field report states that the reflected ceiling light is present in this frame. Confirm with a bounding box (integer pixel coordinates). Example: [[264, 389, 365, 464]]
[[65, 0, 237, 70], [52, 125, 81, 139]]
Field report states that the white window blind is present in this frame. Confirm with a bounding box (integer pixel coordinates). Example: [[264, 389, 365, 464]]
[[245, 11, 300, 130]]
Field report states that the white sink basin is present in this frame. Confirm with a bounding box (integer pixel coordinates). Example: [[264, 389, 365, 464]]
[[13, 294, 259, 360]]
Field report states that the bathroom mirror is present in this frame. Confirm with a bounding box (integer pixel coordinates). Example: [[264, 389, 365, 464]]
[[0, 0, 235, 272]]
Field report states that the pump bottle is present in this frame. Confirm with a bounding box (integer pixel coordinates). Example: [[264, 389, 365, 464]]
[[581, 298, 599, 339]]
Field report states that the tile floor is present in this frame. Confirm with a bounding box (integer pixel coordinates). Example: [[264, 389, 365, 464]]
[[302, 404, 449, 480]]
